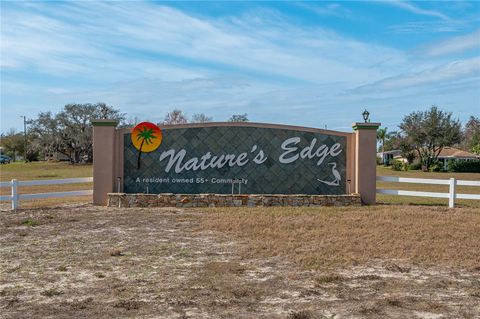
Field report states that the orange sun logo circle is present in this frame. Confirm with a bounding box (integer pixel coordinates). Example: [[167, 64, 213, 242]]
[[131, 122, 162, 153]]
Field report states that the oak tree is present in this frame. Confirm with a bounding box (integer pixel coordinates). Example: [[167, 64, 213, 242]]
[[399, 106, 461, 170]]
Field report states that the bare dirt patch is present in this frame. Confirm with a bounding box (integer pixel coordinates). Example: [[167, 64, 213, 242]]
[[0, 204, 479, 318]]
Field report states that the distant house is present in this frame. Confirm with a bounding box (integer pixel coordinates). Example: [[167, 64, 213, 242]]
[[378, 147, 479, 169], [377, 150, 404, 165], [437, 147, 479, 170]]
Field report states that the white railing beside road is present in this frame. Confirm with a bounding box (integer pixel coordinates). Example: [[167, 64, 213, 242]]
[[0, 177, 93, 210], [377, 176, 480, 208]]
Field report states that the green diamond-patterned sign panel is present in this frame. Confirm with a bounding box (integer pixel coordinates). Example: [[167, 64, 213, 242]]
[[124, 125, 347, 195]]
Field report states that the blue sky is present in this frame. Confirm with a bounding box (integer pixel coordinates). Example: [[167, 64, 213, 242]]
[[1, 0, 479, 133]]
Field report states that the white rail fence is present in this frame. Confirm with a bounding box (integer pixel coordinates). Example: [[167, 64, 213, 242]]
[[377, 176, 480, 208], [2, 176, 478, 209], [0, 177, 93, 210]]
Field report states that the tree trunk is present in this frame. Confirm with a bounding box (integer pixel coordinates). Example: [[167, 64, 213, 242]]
[[137, 139, 145, 169]]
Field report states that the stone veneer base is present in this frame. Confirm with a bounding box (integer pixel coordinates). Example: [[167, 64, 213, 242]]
[[107, 193, 362, 208]]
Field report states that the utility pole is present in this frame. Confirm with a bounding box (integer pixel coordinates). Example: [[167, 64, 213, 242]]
[[20, 116, 27, 163]]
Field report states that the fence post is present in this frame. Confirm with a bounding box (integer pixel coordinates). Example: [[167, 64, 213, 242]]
[[11, 179, 18, 211], [449, 177, 456, 208]]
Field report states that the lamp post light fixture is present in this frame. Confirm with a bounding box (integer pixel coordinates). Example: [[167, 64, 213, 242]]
[[362, 109, 370, 123]]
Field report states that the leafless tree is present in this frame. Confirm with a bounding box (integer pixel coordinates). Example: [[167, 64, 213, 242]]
[[191, 113, 213, 123], [163, 109, 188, 125]]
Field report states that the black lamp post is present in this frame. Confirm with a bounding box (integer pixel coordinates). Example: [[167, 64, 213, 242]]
[[362, 109, 370, 123]]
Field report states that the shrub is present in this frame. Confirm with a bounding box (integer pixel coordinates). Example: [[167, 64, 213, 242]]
[[26, 149, 39, 162], [390, 160, 403, 171], [429, 161, 443, 172], [408, 162, 422, 170], [447, 159, 455, 172], [448, 160, 480, 173]]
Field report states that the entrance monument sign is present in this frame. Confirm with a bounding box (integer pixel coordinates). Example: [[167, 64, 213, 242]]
[[124, 124, 347, 195], [92, 120, 380, 206]]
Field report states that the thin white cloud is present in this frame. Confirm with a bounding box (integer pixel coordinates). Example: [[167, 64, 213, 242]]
[[422, 29, 480, 56], [296, 2, 352, 18], [351, 57, 480, 93], [388, 21, 464, 34], [384, 1, 450, 21]]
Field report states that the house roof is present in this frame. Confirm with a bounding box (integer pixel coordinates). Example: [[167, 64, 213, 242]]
[[438, 147, 479, 159], [377, 150, 402, 155]]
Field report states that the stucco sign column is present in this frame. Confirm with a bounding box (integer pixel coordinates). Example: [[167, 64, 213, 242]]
[[352, 122, 380, 205], [92, 119, 118, 205]]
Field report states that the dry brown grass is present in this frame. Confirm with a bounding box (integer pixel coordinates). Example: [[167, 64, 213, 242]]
[[1, 204, 479, 318], [197, 205, 480, 270]]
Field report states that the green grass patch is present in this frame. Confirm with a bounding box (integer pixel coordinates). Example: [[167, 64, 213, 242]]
[[0, 161, 92, 182], [21, 219, 39, 227]]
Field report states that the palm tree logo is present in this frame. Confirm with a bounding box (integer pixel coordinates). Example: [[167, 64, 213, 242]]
[[131, 122, 162, 169], [318, 162, 341, 186]]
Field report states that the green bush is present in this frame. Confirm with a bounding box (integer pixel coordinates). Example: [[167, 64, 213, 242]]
[[390, 160, 403, 171], [408, 162, 422, 170], [448, 160, 480, 173], [447, 159, 455, 172], [429, 161, 443, 172]]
